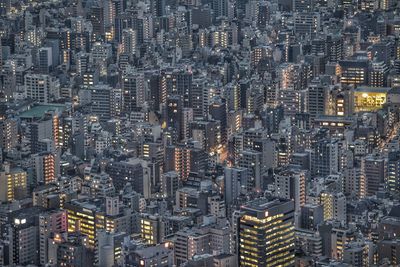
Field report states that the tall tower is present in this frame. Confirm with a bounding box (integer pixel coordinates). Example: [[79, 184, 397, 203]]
[[238, 198, 295, 266]]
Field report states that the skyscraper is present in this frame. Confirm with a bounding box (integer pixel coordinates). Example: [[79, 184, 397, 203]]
[[238, 198, 295, 267]]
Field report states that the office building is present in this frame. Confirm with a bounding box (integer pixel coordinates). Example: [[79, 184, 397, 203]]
[[238, 198, 295, 267]]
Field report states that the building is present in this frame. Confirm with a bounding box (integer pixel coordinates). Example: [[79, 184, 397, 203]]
[[24, 74, 59, 103], [353, 87, 390, 112], [0, 118, 18, 152], [319, 191, 347, 223], [369, 61, 389, 87], [300, 204, 324, 231], [140, 214, 163, 245], [167, 144, 208, 181], [88, 84, 113, 122], [7, 207, 45, 266], [274, 168, 306, 213], [97, 230, 128, 266], [362, 154, 386, 196], [294, 13, 320, 37], [312, 139, 339, 177], [387, 151, 400, 194], [295, 228, 323, 258], [307, 81, 328, 119], [224, 167, 248, 209], [174, 222, 232, 265], [339, 60, 369, 86], [189, 120, 221, 152], [161, 171, 180, 199], [124, 242, 173, 267], [105, 160, 145, 192], [122, 69, 145, 112], [34, 152, 58, 184], [121, 29, 137, 56], [343, 241, 371, 267], [238, 198, 295, 267], [166, 95, 184, 141], [38, 209, 67, 265], [0, 166, 27, 202], [238, 150, 262, 191], [47, 233, 94, 266]]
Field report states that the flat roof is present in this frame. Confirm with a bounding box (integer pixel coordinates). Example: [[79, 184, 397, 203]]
[[354, 87, 391, 93], [19, 104, 66, 119], [315, 115, 354, 122], [242, 197, 289, 212]]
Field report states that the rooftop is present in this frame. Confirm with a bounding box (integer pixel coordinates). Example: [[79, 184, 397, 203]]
[[19, 104, 66, 119], [354, 87, 391, 93]]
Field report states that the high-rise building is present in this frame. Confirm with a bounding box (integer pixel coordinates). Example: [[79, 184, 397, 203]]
[[209, 97, 227, 145], [0, 166, 27, 202], [239, 150, 262, 191], [88, 84, 112, 122], [182, 108, 193, 140], [166, 95, 184, 141], [105, 160, 145, 192], [8, 207, 45, 266], [0, 118, 18, 153], [38, 209, 67, 265], [294, 13, 320, 37], [251, 46, 271, 67], [224, 167, 248, 208], [34, 152, 58, 184], [47, 232, 94, 266], [339, 60, 369, 86], [274, 169, 306, 213], [343, 241, 371, 267], [319, 191, 346, 223], [161, 171, 180, 199], [362, 154, 386, 196], [387, 151, 400, 194], [97, 230, 128, 266], [38, 47, 52, 73], [238, 198, 295, 267], [89, 4, 105, 37], [150, 0, 165, 17], [312, 139, 339, 177], [167, 143, 208, 181], [140, 214, 163, 245], [162, 69, 193, 108], [75, 52, 90, 75], [326, 35, 344, 62], [122, 69, 146, 112], [213, 0, 228, 18], [307, 80, 328, 119], [190, 79, 207, 119], [369, 61, 389, 87], [121, 29, 137, 57], [189, 120, 221, 152], [24, 74, 60, 103], [65, 199, 104, 248], [300, 204, 324, 231], [294, 0, 313, 11]]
